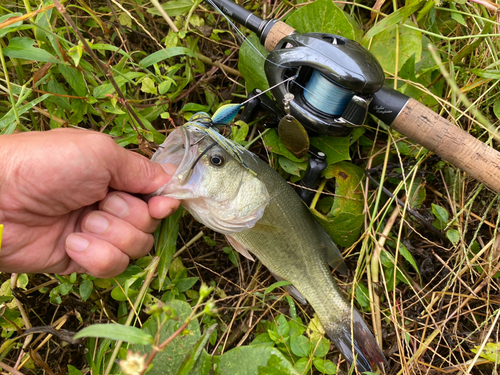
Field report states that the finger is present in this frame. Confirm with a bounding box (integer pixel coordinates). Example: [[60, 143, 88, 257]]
[[65, 234, 131, 278], [80, 211, 155, 259], [103, 134, 178, 194], [147, 195, 181, 220], [99, 192, 161, 233]]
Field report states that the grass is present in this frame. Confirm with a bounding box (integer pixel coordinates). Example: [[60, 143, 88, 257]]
[[1, 0, 500, 374]]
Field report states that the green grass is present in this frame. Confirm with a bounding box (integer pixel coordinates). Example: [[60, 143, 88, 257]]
[[1, 0, 500, 374]]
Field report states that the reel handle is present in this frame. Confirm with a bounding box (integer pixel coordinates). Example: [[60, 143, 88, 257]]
[[391, 98, 500, 192]]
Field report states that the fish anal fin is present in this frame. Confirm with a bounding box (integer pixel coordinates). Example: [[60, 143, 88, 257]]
[[226, 235, 254, 261], [324, 309, 388, 373], [316, 222, 348, 275]]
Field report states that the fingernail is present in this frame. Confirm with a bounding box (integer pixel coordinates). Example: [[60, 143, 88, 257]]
[[85, 213, 109, 234], [66, 234, 90, 252], [161, 163, 177, 176], [103, 194, 128, 218]]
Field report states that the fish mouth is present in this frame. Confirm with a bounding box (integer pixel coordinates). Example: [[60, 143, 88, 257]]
[[151, 126, 189, 177], [151, 126, 206, 189]]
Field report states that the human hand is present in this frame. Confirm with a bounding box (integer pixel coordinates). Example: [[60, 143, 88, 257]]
[[0, 129, 179, 278]]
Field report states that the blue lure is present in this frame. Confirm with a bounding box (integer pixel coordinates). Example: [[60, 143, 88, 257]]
[[185, 106, 255, 175], [183, 75, 298, 175]]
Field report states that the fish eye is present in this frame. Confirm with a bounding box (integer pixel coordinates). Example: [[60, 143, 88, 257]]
[[210, 154, 225, 166]]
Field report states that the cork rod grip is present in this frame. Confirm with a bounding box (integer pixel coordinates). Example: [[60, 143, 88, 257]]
[[391, 98, 500, 192]]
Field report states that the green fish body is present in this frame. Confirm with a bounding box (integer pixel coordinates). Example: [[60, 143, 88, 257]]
[[152, 122, 387, 372]]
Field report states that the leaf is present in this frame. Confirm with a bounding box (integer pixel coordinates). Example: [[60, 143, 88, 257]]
[[263, 130, 307, 163], [222, 246, 239, 267], [176, 324, 217, 375], [99, 102, 125, 114], [238, 33, 269, 93], [169, 257, 188, 282], [215, 345, 300, 375], [67, 365, 84, 375], [471, 69, 500, 79], [0, 13, 24, 37], [231, 120, 249, 145], [355, 282, 371, 310], [295, 357, 312, 374], [363, 0, 426, 40], [312, 162, 365, 247], [363, 21, 422, 76], [141, 77, 158, 95], [250, 333, 275, 347], [155, 208, 184, 289], [446, 229, 461, 244], [398, 242, 420, 275], [290, 335, 310, 357], [279, 156, 308, 177], [0, 94, 52, 133], [147, 0, 195, 17], [139, 47, 194, 68], [432, 203, 449, 224], [79, 279, 93, 302], [471, 342, 500, 363], [58, 64, 87, 97], [74, 324, 154, 345], [494, 101, 500, 120], [133, 300, 210, 375], [92, 72, 145, 99], [309, 136, 351, 164], [286, 0, 356, 39], [264, 280, 292, 295], [3, 37, 59, 63], [274, 314, 290, 338], [182, 103, 210, 113], [310, 336, 330, 357], [449, 3, 467, 26], [313, 358, 337, 374], [175, 277, 199, 293]]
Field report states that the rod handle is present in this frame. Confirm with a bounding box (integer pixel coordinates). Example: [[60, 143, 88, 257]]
[[391, 98, 500, 192]]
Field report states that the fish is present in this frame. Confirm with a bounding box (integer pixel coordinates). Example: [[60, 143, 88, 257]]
[[151, 115, 388, 373]]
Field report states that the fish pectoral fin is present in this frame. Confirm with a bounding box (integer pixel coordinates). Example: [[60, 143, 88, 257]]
[[268, 271, 307, 304], [225, 235, 254, 261], [325, 309, 388, 373], [316, 222, 348, 275]]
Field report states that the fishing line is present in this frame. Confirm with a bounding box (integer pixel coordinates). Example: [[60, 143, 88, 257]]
[[205, 0, 283, 69], [303, 71, 354, 115], [240, 74, 298, 105]]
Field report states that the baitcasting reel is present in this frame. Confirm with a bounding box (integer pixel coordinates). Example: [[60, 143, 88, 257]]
[[265, 33, 386, 136], [207, 0, 500, 195]]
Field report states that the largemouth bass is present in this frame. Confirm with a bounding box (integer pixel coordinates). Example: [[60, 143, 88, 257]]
[[151, 117, 387, 372]]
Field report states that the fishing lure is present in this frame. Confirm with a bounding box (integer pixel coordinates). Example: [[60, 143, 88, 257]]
[[186, 109, 254, 174], [185, 74, 298, 174]]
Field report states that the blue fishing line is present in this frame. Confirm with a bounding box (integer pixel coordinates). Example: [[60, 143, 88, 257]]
[[303, 71, 353, 116]]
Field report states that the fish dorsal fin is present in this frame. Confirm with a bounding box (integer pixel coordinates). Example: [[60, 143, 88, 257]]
[[226, 235, 254, 261], [315, 222, 348, 275], [268, 271, 307, 305]]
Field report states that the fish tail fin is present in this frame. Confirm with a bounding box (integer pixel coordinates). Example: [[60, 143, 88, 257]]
[[325, 309, 388, 373]]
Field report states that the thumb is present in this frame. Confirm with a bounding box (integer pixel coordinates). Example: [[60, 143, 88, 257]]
[[106, 145, 176, 194]]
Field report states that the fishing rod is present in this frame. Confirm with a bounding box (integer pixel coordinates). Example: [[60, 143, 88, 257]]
[[206, 0, 500, 193]]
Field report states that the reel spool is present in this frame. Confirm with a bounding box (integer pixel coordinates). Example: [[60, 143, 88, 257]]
[[265, 33, 385, 136]]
